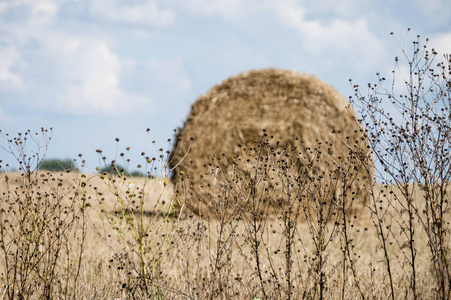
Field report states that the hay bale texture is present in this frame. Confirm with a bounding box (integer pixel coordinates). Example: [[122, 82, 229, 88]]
[[170, 68, 371, 215]]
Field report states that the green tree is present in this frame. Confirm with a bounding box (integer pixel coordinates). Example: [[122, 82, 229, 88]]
[[99, 164, 143, 177], [39, 158, 76, 171]]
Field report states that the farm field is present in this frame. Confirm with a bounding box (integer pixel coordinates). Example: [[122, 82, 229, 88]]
[[1, 171, 448, 299], [1, 31, 450, 300]]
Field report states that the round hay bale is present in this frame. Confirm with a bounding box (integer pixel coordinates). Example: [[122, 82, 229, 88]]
[[170, 68, 372, 216]]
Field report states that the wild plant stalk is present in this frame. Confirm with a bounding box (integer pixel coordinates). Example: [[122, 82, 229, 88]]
[[90, 137, 181, 299], [233, 135, 359, 299], [202, 144, 270, 299], [335, 154, 365, 300], [197, 158, 242, 299], [236, 134, 306, 299], [0, 129, 87, 299], [273, 144, 305, 300], [242, 174, 270, 299], [350, 31, 451, 299], [248, 184, 269, 299], [202, 134, 312, 299], [308, 178, 333, 300], [238, 135, 274, 299], [297, 144, 341, 299]]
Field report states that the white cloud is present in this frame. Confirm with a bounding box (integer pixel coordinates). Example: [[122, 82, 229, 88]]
[[0, 106, 14, 122], [0, 0, 151, 116], [167, 0, 272, 23], [46, 37, 148, 114], [121, 55, 192, 113], [28, 0, 58, 23], [275, 1, 385, 70], [181, 0, 254, 18], [0, 0, 447, 119], [432, 32, 451, 56], [412, 0, 451, 27], [0, 46, 23, 87], [170, 0, 385, 72], [0, 0, 58, 24], [89, 0, 175, 27], [0, 3, 6, 14], [147, 57, 192, 92]]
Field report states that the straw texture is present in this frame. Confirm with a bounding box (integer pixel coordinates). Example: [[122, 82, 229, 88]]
[[170, 68, 371, 215]]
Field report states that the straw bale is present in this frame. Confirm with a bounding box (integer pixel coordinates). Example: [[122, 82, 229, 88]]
[[170, 68, 372, 215]]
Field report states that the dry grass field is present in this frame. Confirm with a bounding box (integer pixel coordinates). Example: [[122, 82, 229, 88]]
[[0, 170, 448, 299]]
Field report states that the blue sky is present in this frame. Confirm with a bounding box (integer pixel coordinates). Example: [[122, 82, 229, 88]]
[[0, 0, 450, 172]]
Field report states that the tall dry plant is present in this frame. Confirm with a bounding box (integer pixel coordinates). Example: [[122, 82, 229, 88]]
[[0, 128, 88, 299], [350, 31, 451, 299], [86, 133, 183, 299], [189, 131, 368, 300]]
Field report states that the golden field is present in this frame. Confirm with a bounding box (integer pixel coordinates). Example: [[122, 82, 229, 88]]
[[1, 170, 448, 299]]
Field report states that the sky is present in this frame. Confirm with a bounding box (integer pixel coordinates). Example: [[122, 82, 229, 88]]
[[0, 0, 450, 172]]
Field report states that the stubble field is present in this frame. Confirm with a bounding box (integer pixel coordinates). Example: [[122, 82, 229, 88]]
[[0, 170, 447, 299]]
